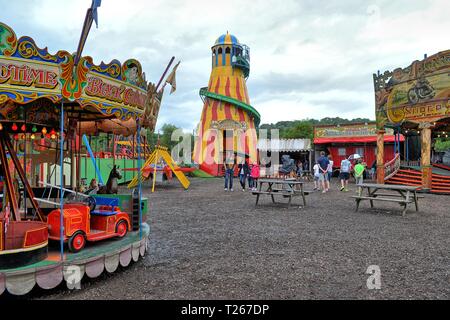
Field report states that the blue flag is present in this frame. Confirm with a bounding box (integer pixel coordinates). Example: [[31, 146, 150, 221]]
[[92, 0, 102, 28]]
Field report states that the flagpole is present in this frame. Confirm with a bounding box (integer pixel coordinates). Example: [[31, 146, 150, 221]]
[[73, 8, 93, 67], [155, 57, 175, 92], [73, 1, 101, 68]]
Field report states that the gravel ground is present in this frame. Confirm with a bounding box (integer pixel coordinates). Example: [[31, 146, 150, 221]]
[[7, 177, 450, 299]]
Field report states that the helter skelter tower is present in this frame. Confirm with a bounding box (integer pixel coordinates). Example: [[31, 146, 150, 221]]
[[193, 33, 260, 176]]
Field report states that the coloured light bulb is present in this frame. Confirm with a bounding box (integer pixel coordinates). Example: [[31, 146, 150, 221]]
[[42, 127, 47, 135], [32, 125, 37, 133], [21, 124, 26, 132], [12, 123, 18, 131]]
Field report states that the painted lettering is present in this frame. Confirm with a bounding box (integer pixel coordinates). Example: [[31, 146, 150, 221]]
[[0, 62, 58, 89]]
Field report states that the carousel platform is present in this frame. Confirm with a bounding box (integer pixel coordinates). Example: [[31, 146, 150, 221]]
[[0, 223, 150, 296]]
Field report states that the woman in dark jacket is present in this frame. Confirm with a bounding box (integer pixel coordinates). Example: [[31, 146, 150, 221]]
[[237, 161, 250, 191]]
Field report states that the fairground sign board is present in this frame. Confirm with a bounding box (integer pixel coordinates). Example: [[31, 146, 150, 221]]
[[374, 50, 450, 128]]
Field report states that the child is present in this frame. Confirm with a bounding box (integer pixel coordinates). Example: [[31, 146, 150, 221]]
[[313, 161, 320, 191], [354, 159, 366, 196], [249, 162, 260, 191], [86, 178, 99, 194], [296, 161, 303, 179]]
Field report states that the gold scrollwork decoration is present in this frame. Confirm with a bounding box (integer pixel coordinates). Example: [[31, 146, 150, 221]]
[[89, 59, 122, 79], [17, 37, 58, 62]]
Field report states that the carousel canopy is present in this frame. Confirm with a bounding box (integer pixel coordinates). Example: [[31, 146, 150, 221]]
[[0, 22, 153, 125]]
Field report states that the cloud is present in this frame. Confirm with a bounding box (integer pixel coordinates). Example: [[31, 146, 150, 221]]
[[1, 0, 449, 130]]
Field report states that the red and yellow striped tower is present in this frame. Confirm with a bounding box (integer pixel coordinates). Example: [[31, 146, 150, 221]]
[[193, 33, 260, 176]]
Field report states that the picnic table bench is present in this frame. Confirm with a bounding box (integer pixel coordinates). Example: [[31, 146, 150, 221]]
[[252, 178, 309, 208], [352, 183, 422, 216]]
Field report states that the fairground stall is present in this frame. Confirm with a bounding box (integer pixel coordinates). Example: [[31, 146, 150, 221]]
[[374, 50, 450, 194], [0, 21, 153, 295], [313, 122, 403, 171], [257, 138, 312, 177]]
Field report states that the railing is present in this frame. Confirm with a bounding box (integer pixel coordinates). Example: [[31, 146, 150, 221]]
[[231, 56, 250, 78], [401, 160, 420, 167], [35, 181, 90, 206], [384, 153, 401, 181]]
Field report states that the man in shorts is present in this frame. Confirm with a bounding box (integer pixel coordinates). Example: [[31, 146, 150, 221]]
[[317, 151, 330, 193], [339, 157, 352, 192]]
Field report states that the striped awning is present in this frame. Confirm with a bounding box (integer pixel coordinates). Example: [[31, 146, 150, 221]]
[[257, 139, 312, 152]]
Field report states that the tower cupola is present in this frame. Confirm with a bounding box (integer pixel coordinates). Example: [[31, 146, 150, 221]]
[[211, 32, 250, 78]]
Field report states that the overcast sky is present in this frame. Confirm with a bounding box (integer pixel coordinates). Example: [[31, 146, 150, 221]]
[[1, 0, 449, 131]]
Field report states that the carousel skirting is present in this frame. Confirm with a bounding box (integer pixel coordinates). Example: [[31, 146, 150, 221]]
[[0, 223, 150, 296]]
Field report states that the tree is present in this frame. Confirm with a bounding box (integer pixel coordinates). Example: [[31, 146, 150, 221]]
[[283, 121, 313, 139], [159, 123, 180, 150], [435, 138, 450, 152]]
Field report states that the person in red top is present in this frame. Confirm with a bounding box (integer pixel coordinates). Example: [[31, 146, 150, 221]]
[[249, 161, 260, 191]]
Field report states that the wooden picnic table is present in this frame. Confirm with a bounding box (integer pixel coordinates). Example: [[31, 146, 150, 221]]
[[352, 183, 422, 216], [252, 178, 307, 208]]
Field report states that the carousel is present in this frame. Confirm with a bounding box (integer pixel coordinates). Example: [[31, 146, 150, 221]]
[[0, 17, 160, 295]]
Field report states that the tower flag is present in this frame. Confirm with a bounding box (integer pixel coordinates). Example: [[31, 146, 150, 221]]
[[164, 61, 180, 94], [92, 0, 102, 28]]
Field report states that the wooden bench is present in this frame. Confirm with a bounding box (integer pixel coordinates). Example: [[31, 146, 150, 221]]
[[365, 193, 424, 199], [352, 183, 421, 216], [253, 179, 308, 208]]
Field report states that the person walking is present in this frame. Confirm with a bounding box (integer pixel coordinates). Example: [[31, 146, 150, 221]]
[[238, 159, 250, 191], [317, 151, 330, 193], [327, 155, 334, 187], [354, 159, 366, 196], [224, 154, 235, 192], [339, 156, 352, 192]]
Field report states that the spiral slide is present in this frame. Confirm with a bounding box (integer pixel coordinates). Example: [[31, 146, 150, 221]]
[[199, 87, 261, 127]]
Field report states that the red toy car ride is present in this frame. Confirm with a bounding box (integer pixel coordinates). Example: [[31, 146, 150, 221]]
[[47, 197, 130, 252]]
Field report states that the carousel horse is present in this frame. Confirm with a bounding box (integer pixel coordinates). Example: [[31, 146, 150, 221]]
[[97, 165, 123, 194]]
